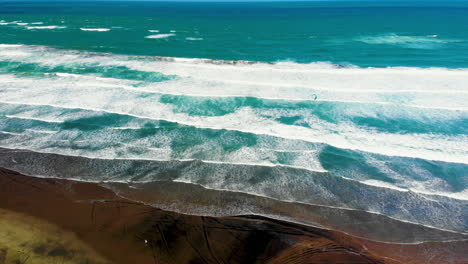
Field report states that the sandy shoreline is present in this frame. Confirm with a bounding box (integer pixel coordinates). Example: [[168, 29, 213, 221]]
[[0, 167, 466, 264]]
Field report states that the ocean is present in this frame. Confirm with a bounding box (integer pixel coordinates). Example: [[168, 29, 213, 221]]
[[0, 0, 467, 242]]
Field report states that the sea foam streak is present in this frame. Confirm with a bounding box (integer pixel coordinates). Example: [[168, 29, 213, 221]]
[[186, 37, 203, 41], [80, 28, 111, 32], [145, 33, 175, 39], [25, 26, 66, 30]]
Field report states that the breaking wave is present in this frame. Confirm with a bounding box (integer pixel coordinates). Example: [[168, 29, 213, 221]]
[[0, 44, 466, 236]]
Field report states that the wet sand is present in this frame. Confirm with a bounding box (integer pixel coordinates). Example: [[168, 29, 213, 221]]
[[0, 167, 467, 264]]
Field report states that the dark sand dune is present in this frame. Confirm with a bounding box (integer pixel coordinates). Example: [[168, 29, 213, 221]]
[[0, 168, 467, 264]]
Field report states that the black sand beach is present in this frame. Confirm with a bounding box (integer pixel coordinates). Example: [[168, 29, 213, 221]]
[[1, 167, 467, 264]]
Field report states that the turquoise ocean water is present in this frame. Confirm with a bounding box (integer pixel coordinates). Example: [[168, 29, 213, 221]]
[[0, 1, 467, 241]]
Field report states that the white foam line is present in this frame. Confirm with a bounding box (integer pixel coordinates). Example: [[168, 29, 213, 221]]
[[80, 28, 111, 32], [24, 129, 57, 134], [177, 170, 467, 202], [0, 44, 24, 48], [362, 180, 408, 192], [411, 189, 468, 201], [53, 139, 90, 143], [146, 56, 468, 74], [188, 77, 468, 94], [363, 178, 468, 202], [186, 37, 203, 41], [109, 126, 143, 130], [197, 159, 328, 173], [0, 131, 22, 136]]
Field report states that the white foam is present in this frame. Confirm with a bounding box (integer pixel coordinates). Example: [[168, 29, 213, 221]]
[[16, 23, 29, 26], [25, 26, 66, 30], [148, 30, 159, 33], [0, 84, 466, 166], [0, 131, 21, 136], [109, 126, 142, 130], [5, 115, 64, 124], [80, 28, 111, 32], [362, 180, 409, 192], [145, 33, 175, 39], [53, 72, 85, 78], [31, 22, 43, 25], [186, 37, 203, 41], [0, 44, 23, 48], [0, 45, 467, 166], [356, 33, 449, 44], [416, 189, 468, 201]]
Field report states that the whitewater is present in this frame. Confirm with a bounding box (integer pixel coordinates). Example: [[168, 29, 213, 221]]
[[0, 44, 466, 238]]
